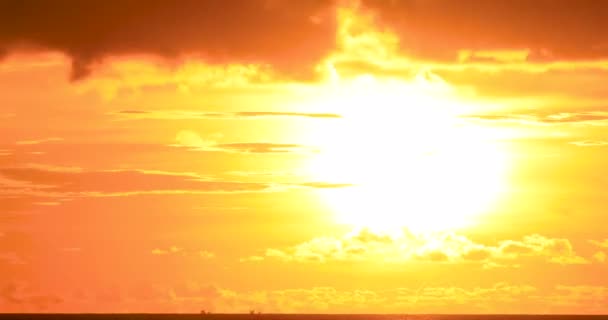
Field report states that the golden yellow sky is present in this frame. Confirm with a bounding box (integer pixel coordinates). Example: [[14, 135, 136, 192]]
[[1, 0, 608, 314]]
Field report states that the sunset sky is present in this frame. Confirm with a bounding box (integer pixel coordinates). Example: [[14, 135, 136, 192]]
[[2, 0, 608, 314]]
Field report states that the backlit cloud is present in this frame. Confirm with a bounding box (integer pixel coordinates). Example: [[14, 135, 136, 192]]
[[247, 229, 588, 266], [7, 282, 608, 314], [590, 239, 608, 248], [150, 247, 215, 259]]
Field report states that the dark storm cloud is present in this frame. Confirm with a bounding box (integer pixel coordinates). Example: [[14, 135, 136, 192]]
[[361, 0, 608, 62], [0, 0, 336, 80]]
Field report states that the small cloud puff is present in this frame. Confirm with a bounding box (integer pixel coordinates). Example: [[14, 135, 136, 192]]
[[151, 246, 215, 259], [590, 239, 608, 248]]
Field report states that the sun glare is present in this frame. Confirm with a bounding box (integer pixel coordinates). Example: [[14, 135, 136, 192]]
[[303, 74, 509, 233], [291, 7, 512, 233]]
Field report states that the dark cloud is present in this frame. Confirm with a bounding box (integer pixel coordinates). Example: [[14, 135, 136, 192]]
[[362, 0, 608, 62], [0, 0, 336, 80], [435, 68, 608, 98]]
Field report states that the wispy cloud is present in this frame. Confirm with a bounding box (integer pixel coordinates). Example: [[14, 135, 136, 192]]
[[0, 164, 350, 212], [569, 140, 608, 147], [114, 110, 341, 120], [0, 166, 269, 197], [463, 111, 608, 126], [173, 130, 316, 154], [216, 143, 308, 154], [15, 137, 63, 145]]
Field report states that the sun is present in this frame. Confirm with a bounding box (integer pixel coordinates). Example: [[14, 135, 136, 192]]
[[302, 73, 510, 233]]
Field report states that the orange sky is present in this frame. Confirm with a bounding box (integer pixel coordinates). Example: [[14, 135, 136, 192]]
[[1, 0, 608, 314]]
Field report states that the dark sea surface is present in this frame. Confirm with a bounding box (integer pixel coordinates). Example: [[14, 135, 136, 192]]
[[0, 315, 606, 320]]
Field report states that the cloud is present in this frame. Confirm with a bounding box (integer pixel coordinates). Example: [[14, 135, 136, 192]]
[[0, 163, 350, 211], [0, 166, 269, 196], [245, 228, 587, 266], [463, 111, 608, 126], [295, 182, 353, 189], [150, 247, 215, 260], [0, 282, 63, 311], [0, 0, 336, 80], [550, 286, 608, 313], [198, 251, 215, 259], [233, 112, 341, 119], [115, 110, 342, 120], [55, 283, 544, 313], [117, 110, 341, 119], [569, 140, 608, 147], [497, 234, 588, 265], [217, 143, 308, 154], [361, 0, 608, 63], [174, 130, 314, 154], [7, 281, 608, 313], [15, 137, 63, 145], [434, 67, 608, 99], [592, 251, 606, 263], [175, 130, 218, 149], [590, 239, 608, 249], [151, 246, 182, 255], [239, 255, 264, 263]]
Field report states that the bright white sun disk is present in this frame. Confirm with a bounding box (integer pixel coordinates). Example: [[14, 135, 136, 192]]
[[304, 74, 509, 232]]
